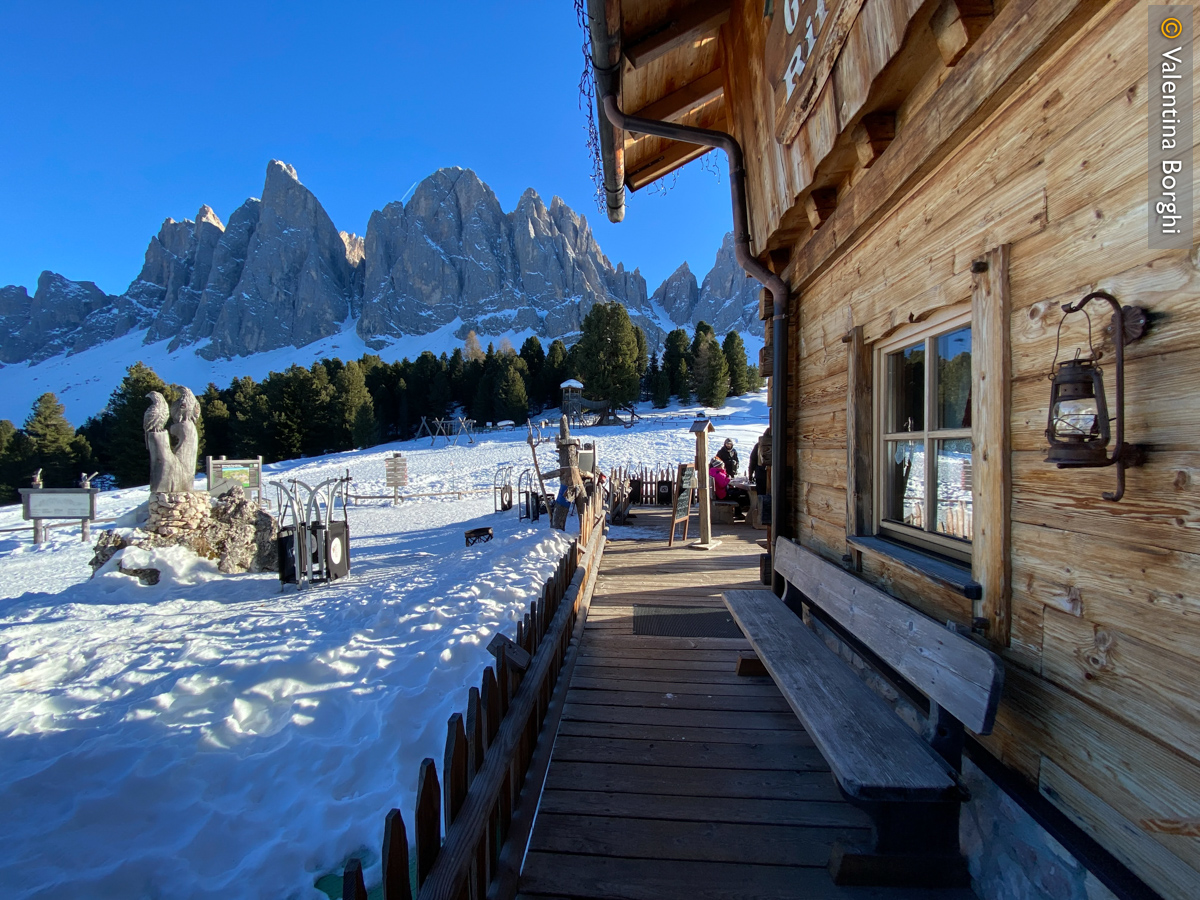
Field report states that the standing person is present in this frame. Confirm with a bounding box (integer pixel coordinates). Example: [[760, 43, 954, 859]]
[[716, 438, 739, 478]]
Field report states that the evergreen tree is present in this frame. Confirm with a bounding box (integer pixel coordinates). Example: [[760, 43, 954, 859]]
[[519, 336, 545, 407], [228, 375, 270, 458], [446, 348, 467, 410], [633, 326, 649, 397], [574, 301, 641, 407], [24, 393, 88, 486], [0, 420, 15, 459], [694, 337, 730, 408], [722, 331, 750, 396], [677, 361, 692, 404], [652, 367, 672, 408], [691, 321, 716, 359], [544, 339, 570, 408], [496, 365, 530, 423], [263, 366, 313, 460], [90, 362, 174, 487], [200, 384, 232, 458], [412, 351, 450, 421], [746, 364, 764, 391], [335, 361, 375, 448], [663, 329, 691, 397], [0, 431, 35, 502]]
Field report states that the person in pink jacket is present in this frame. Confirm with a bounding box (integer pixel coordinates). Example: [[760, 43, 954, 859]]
[[709, 457, 750, 519]]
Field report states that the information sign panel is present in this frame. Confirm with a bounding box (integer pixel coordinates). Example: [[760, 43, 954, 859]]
[[207, 457, 263, 498], [19, 488, 97, 521]]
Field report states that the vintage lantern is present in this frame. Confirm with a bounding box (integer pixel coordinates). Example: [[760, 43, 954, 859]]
[[1044, 291, 1148, 501]]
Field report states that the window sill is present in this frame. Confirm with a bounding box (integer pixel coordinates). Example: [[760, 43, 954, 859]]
[[846, 535, 982, 601]]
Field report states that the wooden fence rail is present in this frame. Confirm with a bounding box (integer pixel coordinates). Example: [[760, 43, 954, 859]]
[[341, 492, 604, 900]]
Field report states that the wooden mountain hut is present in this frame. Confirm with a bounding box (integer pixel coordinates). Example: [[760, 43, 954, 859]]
[[574, 1, 1200, 897]]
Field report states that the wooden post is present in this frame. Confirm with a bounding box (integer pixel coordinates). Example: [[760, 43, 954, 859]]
[[481, 667, 500, 746], [971, 245, 1012, 645], [845, 325, 873, 567], [382, 809, 412, 900], [80, 518, 90, 543], [690, 421, 720, 550], [342, 858, 368, 900], [444, 713, 468, 830], [415, 758, 441, 888], [465, 687, 483, 781], [33, 519, 44, 545]]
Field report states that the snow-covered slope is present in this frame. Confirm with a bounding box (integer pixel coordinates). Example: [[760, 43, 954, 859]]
[[0, 391, 769, 899]]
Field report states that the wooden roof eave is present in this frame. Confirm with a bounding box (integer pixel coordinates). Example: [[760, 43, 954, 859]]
[[591, 0, 731, 203]]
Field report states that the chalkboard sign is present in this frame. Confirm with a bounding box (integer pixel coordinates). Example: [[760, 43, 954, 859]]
[[667, 463, 697, 547]]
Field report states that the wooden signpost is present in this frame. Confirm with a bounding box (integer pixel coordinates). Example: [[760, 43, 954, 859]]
[[667, 463, 697, 548], [385, 453, 408, 504], [689, 418, 720, 551]]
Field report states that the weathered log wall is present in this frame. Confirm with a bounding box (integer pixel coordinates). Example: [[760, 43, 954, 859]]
[[723, 0, 1200, 895]]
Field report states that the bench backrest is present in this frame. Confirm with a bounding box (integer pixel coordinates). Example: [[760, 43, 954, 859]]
[[774, 537, 1003, 735]]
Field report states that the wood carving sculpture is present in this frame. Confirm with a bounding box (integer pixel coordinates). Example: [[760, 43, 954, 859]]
[[543, 415, 593, 530], [145, 387, 201, 493]]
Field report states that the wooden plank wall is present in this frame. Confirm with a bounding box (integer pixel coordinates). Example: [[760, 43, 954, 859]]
[[725, 0, 1200, 895]]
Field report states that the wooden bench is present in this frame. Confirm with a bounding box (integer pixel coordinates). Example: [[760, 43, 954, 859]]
[[724, 536, 1004, 888], [706, 474, 739, 524]]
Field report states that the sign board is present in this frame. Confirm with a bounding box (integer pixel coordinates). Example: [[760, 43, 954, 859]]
[[207, 457, 263, 498], [578, 444, 599, 475], [765, 0, 864, 144], [667, 463, 697, 548], [384, 454, 408, 488], [19, 488, 98, 521]]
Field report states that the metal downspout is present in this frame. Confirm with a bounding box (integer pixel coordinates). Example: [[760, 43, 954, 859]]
[[598, 93, 790, 555], [586, 0, 626, 223]]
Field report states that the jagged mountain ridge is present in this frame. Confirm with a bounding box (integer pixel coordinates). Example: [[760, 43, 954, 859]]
[[0, 161, 762, 366]]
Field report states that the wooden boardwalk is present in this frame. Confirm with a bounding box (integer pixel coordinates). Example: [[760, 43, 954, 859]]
[[517, 509, 976, 900]]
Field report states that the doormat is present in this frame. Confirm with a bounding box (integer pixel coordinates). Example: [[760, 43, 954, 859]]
[[632, 604, 744, 639]]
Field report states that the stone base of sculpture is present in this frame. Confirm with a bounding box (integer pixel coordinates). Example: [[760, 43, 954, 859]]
[[92, 486, 278, 577], [147, 491, 212, 537]]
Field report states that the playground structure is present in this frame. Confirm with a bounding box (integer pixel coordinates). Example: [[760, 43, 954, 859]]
[[560, 379, 638, 429], [271, 472, 352, 588], [414, 416, 476, 446]]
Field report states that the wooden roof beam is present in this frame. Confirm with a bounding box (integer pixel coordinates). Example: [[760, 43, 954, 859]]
[[624, 0, 731, 70], [626, 140, 713, 191], [630, 68, 725, 124]]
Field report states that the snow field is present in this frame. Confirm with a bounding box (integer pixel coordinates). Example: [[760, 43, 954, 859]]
[[0, 391, 768, 899]]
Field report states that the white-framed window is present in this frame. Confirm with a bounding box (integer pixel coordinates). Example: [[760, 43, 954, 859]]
[[874, 308, 973, 563]]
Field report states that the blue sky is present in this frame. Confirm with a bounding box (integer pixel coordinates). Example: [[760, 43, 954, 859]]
[[0, 1, 733, 297]]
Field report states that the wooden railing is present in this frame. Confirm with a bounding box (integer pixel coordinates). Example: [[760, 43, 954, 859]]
[[341, 514, 605, 900], [609, 465, 680, 508]]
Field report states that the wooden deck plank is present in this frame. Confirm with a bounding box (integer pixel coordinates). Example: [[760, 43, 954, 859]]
[[518, 509, 964, 900], [550, 735, 826, 770], [570, 675, 782, 695], [560, 703, 804, 730], [543, 761, 833, 799], [563, 689, 793, 713], [528, 813, 869, 866], [536, 789, 865, 825], [520, 853, 973, 900], [554, 719, 816, 746]]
